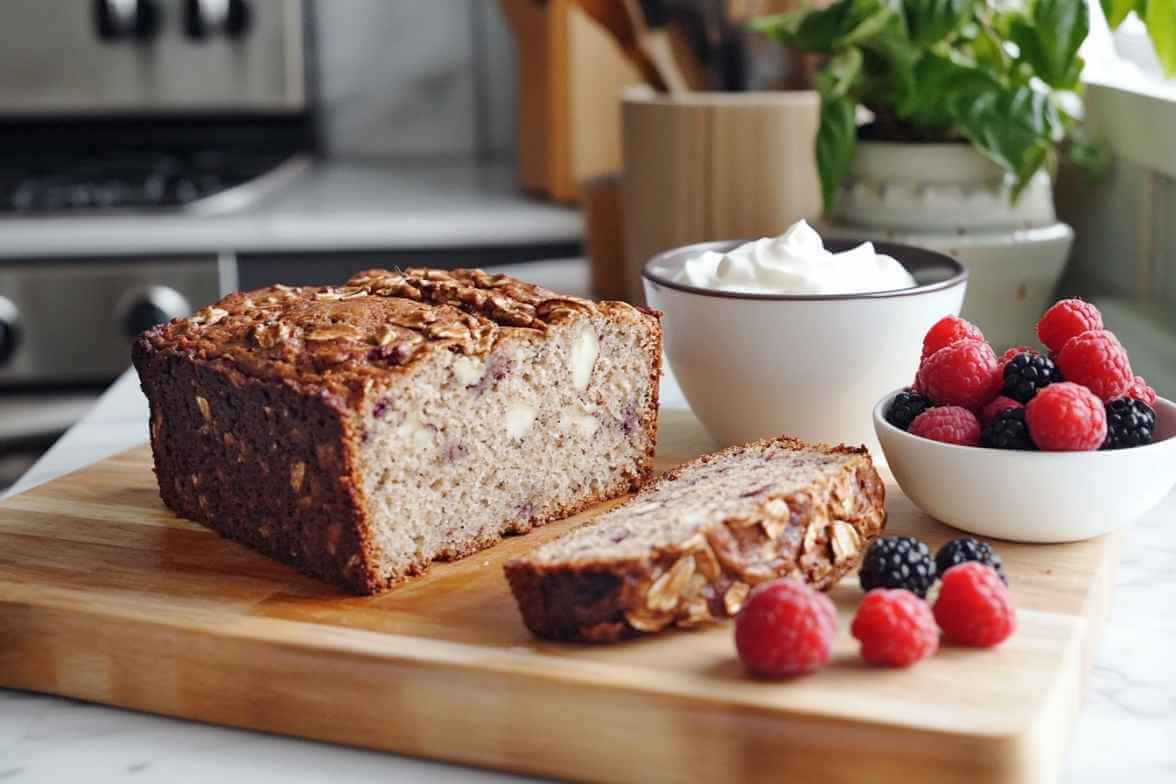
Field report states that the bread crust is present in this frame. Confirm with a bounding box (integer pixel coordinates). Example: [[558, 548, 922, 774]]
[[504, 437, 886, 642], [132, 340, 385, 592], [133, 268, 662, 595]]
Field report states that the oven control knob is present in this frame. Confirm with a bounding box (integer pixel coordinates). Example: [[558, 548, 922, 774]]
[[120, 286, 192, 339], [94, 0, 159, 41], [0, 296, 19, 367], [185, 0, 251, 40]]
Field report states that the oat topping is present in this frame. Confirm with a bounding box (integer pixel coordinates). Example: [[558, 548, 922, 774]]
[[508, 437, 886, 639], [140, 268, 615, 401]]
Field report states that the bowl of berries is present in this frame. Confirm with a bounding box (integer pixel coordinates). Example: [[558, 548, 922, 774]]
[[873, 299, 1176, 542]]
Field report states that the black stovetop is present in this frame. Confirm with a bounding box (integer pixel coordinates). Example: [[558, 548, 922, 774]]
[[0, 114, 316, 214], [0, 146, 295, 213]]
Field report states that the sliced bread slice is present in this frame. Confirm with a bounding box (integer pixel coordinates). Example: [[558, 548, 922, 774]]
[[504, 436, 886, 641]]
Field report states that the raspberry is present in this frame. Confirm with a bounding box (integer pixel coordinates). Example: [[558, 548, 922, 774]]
[[858, 537, 937, 598], [884, 390, 934, 431], [1037, 298, 1103, 353], [851, 589, 939, 667], [980, 395, 1023, 426], [1025, 382, 1107, 451], [915, 339, 1001, 409], [933, 562, 1016, 647], [1056, 329, 1133, 401], [908, 406, 981, 446], [1125, 376, 1157, 406], [734, 579, 837, 677], [921, 316, 985, 360]]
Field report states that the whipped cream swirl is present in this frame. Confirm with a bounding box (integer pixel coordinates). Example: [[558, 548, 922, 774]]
[[675, 220, 917, 295]]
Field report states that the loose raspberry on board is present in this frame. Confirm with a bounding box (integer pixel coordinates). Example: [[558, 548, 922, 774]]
[[933, 563, 1016, 647], [852, 589, 939, 667], [735, 579, 838, 677]]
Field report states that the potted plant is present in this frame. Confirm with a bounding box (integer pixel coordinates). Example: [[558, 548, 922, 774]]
[[750, 0, 1117, 348]]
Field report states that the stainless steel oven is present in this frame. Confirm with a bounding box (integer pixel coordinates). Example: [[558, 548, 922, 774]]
[[0, 0, 314, 485]]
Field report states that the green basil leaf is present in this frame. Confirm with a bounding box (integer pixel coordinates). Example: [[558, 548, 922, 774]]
[[895, 52, 981, 129], [1100, 0, 1137, 27], [947, 82, 1053, 186], [842, 0, 905, 44], [750, 5, 859, 51], [752, 0, 899, 51], [1010, 0, 1089, 88], [816, 46, 865, 98], [859, 4, 920, 102], [751, 10, 829, 51], [966, 20, 1008, 72], [816, 96, 858, 213], [1146, 0, 1176, 75], [904, 0, 974, 45]]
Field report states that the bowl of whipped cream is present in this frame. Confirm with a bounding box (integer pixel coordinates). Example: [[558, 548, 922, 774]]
[[642, 220, 967, 453]]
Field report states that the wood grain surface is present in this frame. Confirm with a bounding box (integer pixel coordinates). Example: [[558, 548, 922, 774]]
[[0, 412, 1117, 784], [620, 89, 823, 302]]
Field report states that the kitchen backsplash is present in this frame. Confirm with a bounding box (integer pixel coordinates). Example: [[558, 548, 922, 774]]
[[314, 0, 516, 160]]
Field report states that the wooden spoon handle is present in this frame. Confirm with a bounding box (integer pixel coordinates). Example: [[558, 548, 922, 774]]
[[572, 0, 687, 94]]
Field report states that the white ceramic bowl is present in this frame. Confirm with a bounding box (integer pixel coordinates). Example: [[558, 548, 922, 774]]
[[874, 391, 1176, 542], [643, 239, 967, 452]]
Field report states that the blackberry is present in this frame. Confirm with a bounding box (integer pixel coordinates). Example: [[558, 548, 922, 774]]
[[885, 391, 933, 431], [1102, 398, 1156, 449], [858, 536, 936, 597], [935, 537, 1007, 584], [1002, 352, 1063, 403], [981, 407, 1036, 450]]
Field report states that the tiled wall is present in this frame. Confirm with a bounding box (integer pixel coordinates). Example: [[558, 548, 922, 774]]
[[313, 0, 516, 159]]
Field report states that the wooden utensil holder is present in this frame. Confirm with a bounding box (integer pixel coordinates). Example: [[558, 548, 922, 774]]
[[620, 87, 823, 302], [499, 0, 646, 203]]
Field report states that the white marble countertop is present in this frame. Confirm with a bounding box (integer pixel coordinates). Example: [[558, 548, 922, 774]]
[[0, 160, 581, 260], [2, 262, 1173, 782]]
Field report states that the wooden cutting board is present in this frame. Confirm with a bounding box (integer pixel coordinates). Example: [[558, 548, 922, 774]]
[[0, 409, 1118, 784]]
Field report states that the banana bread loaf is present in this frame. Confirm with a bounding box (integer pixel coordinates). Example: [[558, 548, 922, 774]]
[[505, 436, 885, 642], [132, 268, 662, 594]]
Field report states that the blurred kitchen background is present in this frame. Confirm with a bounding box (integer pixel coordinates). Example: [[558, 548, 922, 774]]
[[0, 0, 1173, 489]]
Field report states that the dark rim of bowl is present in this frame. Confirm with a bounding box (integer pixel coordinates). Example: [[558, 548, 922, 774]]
[[642, 237, 968, 301]]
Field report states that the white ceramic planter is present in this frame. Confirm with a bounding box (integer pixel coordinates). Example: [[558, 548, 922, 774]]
[[827, 142, 1074, 350]]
